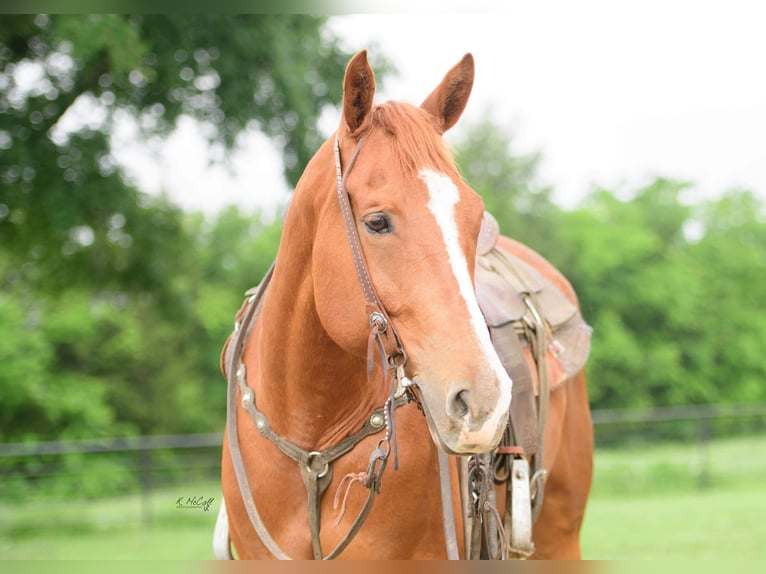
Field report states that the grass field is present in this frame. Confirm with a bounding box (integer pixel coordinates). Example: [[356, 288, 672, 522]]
[[583, 486, 765, 559], [2, 435, 764, 560], [581, 433, 766, 559]]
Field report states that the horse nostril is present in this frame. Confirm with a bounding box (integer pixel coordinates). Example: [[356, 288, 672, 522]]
[[448, 389, 470, 420]]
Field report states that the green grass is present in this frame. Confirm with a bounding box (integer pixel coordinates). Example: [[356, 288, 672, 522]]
[[2, 435, 765, 559], [1, 482, 219, 560], [2, 520, 214, 560], [590, 433, 766, 496], [582, 486, 766, 559], [580, 434, 766, 559]]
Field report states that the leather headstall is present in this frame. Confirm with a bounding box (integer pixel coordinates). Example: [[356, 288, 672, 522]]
[[333, 134, 408, 374], [220, 134, 420, 561]]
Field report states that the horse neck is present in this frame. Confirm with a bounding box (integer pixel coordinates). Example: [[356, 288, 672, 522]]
[[250, 155, 387, 452]]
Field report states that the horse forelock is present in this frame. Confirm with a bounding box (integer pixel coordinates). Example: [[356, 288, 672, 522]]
[[370, 101, 456, 177]]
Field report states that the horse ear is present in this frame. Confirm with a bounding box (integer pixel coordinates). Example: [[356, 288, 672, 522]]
[[342, 50, 376, 135], [421, 53, 474, 134]]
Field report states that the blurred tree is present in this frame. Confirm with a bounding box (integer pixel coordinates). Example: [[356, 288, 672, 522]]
[[0, 288, 121, 441], [551, 181, 698, 407], [0, 14, 373, 293], [0, 15, 372, 440], [179, 206, 283, 424], [553, 182, 766, 408], [686, 190, 766, 404], [453, 116, 557, 251]]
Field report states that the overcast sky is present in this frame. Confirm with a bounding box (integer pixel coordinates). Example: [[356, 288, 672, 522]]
[[114, 2, 766, 215]]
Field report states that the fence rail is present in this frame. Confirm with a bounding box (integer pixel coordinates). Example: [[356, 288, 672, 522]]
[[3, 402, 763, 458], [0, 432, 222, 457], [591, 401, 766, 424], [1, 402, 765, 530]]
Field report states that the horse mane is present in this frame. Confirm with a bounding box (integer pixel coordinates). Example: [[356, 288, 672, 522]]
[[369, 101, 457, 176]]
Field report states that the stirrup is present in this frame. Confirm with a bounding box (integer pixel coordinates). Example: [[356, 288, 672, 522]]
[[508, 457, 535, 558]]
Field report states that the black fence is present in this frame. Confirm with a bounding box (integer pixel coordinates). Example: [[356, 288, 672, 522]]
[[0, 433, 223, 532], [590, 402, 766, 494], [1, 402, 765, 528], [592, 401, 766, 447]]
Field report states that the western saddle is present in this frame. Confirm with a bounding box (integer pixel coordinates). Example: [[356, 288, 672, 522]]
[[470, 211, 592, 558]]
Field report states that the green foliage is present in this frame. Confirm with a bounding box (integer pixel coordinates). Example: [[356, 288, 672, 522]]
[[451, 122, 766, 410], [0, 14, 364, 295], [0, 16, 357, 443], [0, 292, 53, 437], [685, 190, 766, 404], [1, 14, 765, 446], [454, 116, 557, 251], [0, 206, 281, 441], [549, 182, 766, 408]]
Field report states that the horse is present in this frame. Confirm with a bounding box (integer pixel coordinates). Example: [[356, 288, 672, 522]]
[[216, 50, 593, 560]]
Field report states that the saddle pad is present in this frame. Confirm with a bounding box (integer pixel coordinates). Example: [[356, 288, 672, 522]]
[[475, 242, 592, 388], [476, 248, 577, 330], [474, 234, 592, 454]]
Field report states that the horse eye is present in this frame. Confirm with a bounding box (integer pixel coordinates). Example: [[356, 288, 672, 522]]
[[363, 213, 393, 234]]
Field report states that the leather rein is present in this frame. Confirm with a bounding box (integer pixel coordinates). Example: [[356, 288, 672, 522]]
[[223, 135, 461, 559]]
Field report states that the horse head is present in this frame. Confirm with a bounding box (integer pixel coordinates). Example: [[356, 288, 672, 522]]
[[308, 51, 512, 455]]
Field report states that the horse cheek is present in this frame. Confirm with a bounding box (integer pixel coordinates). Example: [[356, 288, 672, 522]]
[[312, 249, 369, 356]]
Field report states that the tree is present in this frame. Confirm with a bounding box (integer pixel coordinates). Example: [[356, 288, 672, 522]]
[[686, 190, 766, 404], [0, 15, 374, 441], [0, 14, 372, 293], [551, 181, 766, 408], [453, 116, 557, 252]]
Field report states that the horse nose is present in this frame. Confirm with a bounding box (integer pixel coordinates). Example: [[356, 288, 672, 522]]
[[446, 385, 490, 430]]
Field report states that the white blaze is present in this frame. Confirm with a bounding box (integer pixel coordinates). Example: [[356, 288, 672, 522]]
[[419, 169, 512, 434]]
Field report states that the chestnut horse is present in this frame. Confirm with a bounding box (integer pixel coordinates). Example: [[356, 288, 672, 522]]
[[218, 51, 593, 560]]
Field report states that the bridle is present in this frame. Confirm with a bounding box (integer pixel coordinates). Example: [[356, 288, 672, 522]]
[[333, 134, 408, 372], [223, 134, 462, 560]]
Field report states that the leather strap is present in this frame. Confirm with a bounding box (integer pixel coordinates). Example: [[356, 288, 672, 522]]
[[490, 323, 537, 454], [334, 135, 406, 366], [225, 270, 411, 560], [222, 133, 483, 560], [437, 449, 460, 560], [225, 264, 292, 560], [525, 295, 549, 521]]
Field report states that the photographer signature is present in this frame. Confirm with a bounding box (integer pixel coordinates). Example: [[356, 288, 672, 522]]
[[176, 496, 215, 512]]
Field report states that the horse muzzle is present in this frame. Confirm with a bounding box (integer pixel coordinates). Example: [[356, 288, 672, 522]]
[[412, 377, 511, 455]]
